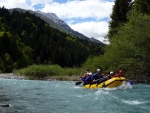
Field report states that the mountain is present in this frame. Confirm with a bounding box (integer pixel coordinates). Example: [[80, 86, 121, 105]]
[[0, 7, 105, 72], [36, 10, 104, 44], [9, 8, 104, 44]]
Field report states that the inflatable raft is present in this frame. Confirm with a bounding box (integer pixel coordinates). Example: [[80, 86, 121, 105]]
[[83, 77, 126, 89]]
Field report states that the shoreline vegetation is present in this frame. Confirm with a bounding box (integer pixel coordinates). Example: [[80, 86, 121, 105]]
[[0, 64, 149, 84], [12, 64, 81, 81], [0, 73, 149, 84]]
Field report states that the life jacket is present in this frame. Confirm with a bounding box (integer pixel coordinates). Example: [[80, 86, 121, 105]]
[[80, 71, 88, 78], [113, 73, 125, 77]]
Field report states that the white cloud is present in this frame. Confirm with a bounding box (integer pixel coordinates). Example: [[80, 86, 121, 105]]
[[0, 0, 114, 42], [69, 21, 108, 42], [41, 0, 113, 20], [0, 0, 30, 9], [41, 0, 114, 42]]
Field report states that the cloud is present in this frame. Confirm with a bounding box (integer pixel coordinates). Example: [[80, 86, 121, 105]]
[[41, 0, 113, 20], [40, 0, 114, 42], [0, 0, 30, 9], [0, 0, 114, 42], [69, 21, 109, 41]]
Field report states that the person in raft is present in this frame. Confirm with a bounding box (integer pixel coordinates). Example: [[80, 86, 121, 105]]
[[81, 68, 92, 83], [113, 69, 125, 77], [107, 71, 115, 79], [91, 69, 106, 83]]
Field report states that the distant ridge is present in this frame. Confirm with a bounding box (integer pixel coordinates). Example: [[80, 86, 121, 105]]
[[9, 8, 104, 45]]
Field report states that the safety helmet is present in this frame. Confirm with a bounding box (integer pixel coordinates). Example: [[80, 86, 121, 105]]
[[97, 69, 101, 71], [119, 70, 122, 73], [88, 72, 92, 75], [110, 71, 113, 74]]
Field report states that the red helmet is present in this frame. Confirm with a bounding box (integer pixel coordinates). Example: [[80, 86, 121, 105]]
[[119, 70, 123, 73]]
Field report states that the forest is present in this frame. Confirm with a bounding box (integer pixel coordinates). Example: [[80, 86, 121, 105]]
[[0, 6, 104, 73], [1, 0, 150, 83], [83, 0, 150, 82]]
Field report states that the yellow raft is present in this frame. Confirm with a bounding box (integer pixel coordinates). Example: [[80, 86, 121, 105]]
[[83, 77, 126, 89]]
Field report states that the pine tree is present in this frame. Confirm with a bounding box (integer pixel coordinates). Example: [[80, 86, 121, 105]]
[[108, 0, 133, 41], [134, 0, 150, 14]]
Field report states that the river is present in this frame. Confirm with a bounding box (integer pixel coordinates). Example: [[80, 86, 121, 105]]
[[0, 78, 150, 113]]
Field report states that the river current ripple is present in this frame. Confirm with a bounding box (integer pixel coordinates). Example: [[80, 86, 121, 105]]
[[0, 78, 150, 113]]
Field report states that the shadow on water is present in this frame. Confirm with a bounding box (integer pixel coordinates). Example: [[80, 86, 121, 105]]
[[0, 96, 18, 113], [0, 87, 19, 113], [0, 95, 10, 102], [0, 87, 11, 103]]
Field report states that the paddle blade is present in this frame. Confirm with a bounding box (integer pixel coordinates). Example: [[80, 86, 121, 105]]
[[75, 81, 82, 85], [127, 80, 133, 85], [129, 81, 133, 85]]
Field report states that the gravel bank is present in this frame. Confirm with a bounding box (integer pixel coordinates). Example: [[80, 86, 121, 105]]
[[0, 73, 25, 80], [0, 73, 80, 81]]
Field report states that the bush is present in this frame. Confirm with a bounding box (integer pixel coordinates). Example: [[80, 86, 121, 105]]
[[13, 64, 81, 80]]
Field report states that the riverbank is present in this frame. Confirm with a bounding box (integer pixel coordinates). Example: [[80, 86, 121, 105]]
[[0, 73, 149, 84], [0, 73, 25, 80], [0, 73, 80, 81]]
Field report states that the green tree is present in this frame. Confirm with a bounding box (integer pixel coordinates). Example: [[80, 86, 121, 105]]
[[0, 7, 104, 72], [104, 13, 150, 78], [108, 0, 133, 41], [134, 0, 150, 14]]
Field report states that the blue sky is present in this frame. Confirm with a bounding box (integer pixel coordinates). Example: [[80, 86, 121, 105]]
[[0, 0, 115, 43]]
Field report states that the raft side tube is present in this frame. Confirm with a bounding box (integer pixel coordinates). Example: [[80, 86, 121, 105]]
[[83, 77, 126, 89]]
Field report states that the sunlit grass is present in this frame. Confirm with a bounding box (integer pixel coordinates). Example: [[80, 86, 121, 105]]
[[13, 64, 81, 80]]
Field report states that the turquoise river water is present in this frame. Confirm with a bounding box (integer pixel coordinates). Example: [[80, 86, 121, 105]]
[[0, 78, 150, 113]]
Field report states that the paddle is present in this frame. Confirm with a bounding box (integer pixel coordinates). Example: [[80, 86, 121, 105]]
[[75, 69, 84, 86], [75, 81, 82, 85], [126, 80, 133, 85]]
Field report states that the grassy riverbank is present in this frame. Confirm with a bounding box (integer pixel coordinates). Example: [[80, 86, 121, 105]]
[[9, 64, 150, 83], [13, 64, 81, 81]]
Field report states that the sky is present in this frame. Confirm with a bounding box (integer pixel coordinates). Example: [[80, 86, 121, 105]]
[[0, 0, 115, 43]]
